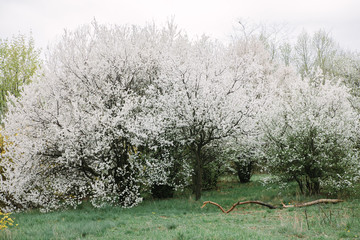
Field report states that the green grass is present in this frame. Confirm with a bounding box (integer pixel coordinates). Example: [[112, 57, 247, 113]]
[[1, 175, 360, 239]]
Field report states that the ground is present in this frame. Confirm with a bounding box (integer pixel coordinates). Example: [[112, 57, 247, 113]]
[[1, 175, 359, 239]]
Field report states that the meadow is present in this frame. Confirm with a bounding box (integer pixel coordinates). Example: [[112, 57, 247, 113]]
[[1, 175, 359, 240]]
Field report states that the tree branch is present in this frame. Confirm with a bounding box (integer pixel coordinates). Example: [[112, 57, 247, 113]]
[[201, 200, 277, 213], [281, 199, 343, 208], [202, 199, 344, 213]]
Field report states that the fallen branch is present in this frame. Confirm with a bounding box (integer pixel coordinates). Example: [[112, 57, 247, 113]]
[[227, 201, 278, 212], [201, 200, 277, 213], [281, 199, 343, 208], [201, 201, 227, 213], [201, 199, 343, 213]]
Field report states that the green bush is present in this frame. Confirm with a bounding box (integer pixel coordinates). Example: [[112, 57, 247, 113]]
[[202, 161, 222, 190]]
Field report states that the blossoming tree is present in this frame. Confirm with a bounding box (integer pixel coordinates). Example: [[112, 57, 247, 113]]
[[149, 36, 274, 200], [261, 72, 360, 194], [0, 22, 186, 211]]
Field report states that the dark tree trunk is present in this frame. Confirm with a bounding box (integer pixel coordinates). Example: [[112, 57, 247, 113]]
[[194, 146, 203, 201], [294, 175, 304, 195]]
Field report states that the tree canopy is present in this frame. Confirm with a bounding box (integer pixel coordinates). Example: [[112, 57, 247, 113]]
[[0, 34, 41, 120]]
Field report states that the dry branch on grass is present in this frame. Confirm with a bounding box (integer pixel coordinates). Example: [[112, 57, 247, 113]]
[[281, 199, 343, 208], [201, 201, 277, 213], [201, 199, 343, 213]]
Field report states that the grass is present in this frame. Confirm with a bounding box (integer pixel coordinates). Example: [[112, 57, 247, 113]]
[[1, 174, 359, 239]]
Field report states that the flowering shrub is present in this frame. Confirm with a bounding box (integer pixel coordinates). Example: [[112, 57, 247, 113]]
[[261, 75, 360, 195], [0, 22, 176, 211]]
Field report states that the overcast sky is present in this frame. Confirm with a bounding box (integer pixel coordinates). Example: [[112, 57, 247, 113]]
[[1, 0, 359, 53]]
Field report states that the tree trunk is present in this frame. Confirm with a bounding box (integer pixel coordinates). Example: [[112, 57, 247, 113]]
[[194, 147, 203, 201]]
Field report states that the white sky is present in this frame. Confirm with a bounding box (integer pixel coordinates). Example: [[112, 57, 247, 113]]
[[0, 0, 359, 53]]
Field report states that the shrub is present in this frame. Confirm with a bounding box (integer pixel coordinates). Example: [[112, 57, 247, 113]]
[[262, 77, 360, 195], [200, 147, 227, 190], [202, 161, 222, 190]]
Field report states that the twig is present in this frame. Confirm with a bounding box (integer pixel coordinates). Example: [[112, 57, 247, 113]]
[[318, 206, 331, 225], [304, 209, 310, 230]]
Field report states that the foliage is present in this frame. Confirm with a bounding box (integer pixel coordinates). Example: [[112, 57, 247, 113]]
[[139, 143, 192, 198], [0, 34, 41, 120], [0, 131, 5, 182], [0, 128, 13, 185], [335, 51, 360, 97], [201, 153, 224, 190], [0, 22, 182, 211], [261, 74, 360, 195], [0, 211, 15, 230], [225, 141, 258, 184]]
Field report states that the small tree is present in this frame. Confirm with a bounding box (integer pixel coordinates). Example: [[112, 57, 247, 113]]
[[261, 74, 360, 195], [0, 34, 41, 120]]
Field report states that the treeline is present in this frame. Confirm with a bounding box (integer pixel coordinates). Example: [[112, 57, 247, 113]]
[[0, 21, 359, 212]]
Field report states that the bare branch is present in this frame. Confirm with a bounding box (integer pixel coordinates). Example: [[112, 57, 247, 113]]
[[281, 199, 343, 208], [202, 199, 344, 213]]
